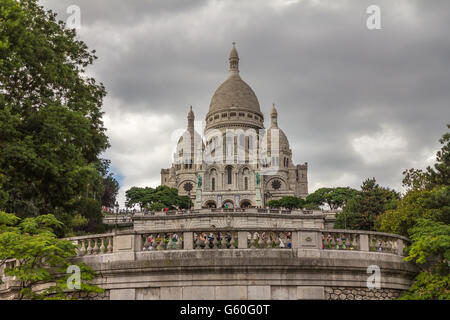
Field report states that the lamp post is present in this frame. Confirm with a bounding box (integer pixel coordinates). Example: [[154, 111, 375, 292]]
[[114, 201, 119, 232], [264, 192, 272, 208]]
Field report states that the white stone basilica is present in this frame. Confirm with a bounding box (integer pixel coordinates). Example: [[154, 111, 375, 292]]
[[161, 44, 308, 208]]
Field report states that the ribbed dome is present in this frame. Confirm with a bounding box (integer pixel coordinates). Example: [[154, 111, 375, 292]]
[[209, 74, 261, 113], [263, 128, 290, 152]]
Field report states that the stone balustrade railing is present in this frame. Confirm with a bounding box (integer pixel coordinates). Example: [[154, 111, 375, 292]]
[[140, 230, 294, 251], [321, 229, 409, 255], [124, 228, 408, 255], [66, 233, 115, 256], [103, 208, 319, 219]]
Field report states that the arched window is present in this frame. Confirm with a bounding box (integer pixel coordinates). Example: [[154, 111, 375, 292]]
[[226, 166, 232, 184], [244, 177, 248, 190], [212, 177, 215, 191]]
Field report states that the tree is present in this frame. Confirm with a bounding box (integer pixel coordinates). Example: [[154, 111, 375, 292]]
[[306, 187, 358, 210], [0, 0, 109, 232], [376, 126, 450, 300], [0, 211, 102, 299], [399, 219, 450, 300], [267, 200, 280, 208], [402, 168, 430, 192], [427, 124, 450, 188], [101, 174, 119, 208], [125, 185, 193, 211], [402, 125, 450, 192], [376, 186, 450, 237], [96, 159, 119, 208], [334, 178, 399, 230]]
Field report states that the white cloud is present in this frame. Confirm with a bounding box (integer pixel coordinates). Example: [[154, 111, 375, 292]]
[[351, 124, 408, 165]]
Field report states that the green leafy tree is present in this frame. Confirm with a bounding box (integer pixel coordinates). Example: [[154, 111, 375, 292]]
[[376, 186, 450, 237], [334, 178, 399, 230], [96, 159, 119, 208], [0, 0, 109, 231], [267, 200, 280, 208], [399, 219, 450, 300], [0, 211, 102, 300], [427, 124, 450, 188], [306, 187, 357, 211], [125, 185, 192, 211]]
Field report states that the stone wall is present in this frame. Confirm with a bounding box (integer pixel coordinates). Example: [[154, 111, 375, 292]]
[[67, 289, 110, 300], [324, 287, 402, 300]]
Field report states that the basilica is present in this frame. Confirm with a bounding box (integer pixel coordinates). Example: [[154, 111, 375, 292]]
[[161, 44, 308, 209]]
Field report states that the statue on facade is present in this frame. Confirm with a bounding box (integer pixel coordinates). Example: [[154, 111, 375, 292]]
[[255, 172, 260, 188], [197, 174, 202, 189]]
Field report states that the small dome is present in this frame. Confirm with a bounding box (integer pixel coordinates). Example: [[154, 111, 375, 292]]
[[209, 74, 261, 113], [263, 127, 290, 152]]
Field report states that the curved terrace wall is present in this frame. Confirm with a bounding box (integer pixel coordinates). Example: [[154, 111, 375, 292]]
[[0, 209, 418, 300]]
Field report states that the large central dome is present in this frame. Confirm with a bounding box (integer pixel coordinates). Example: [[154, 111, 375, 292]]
[[209, 74, 261, 113], [206, 43, 264, 131]]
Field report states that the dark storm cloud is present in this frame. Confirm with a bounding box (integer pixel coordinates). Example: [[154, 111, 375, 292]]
[[39, 0, 450, 205]]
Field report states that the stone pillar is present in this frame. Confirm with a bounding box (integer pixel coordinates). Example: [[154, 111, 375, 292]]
[[291, 231, 299, 249], [396, 239, 404, 256], [297, 230, 321, 249], [183, 232, 193, 250], [360, 234, 369, 252], [238, 231, 248, 249], [113, 233, 138, 261]]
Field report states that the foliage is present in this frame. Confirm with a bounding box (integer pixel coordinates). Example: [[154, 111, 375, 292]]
[[402, 168, 430, 192], [0, 211, 102, 299], [391, 126, 450, 300], [306, 187, 358, 210], [268, 196, 306, 209], [125, 185, 192, 210], [399, 219, 450, 300], [334, 178, 399, 230], [427, 124, 450, 188], [404, 219, 450, 269], [376, 186, 450, 237], [71, 198, 106, 234], [399, 272, 449, 300], [0, 0, 110, 233], [402, 124, 450, 192], [96, 159, 119, 208]]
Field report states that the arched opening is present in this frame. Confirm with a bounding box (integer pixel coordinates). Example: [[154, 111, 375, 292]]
[[222, 200, 234, 209], [240, 200, 252, 208], [244, 177, 248, 190], [211, 177, 215, 191], [204, 201, 217, 208]]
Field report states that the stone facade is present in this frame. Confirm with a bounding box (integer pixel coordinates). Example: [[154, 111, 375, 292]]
[[66, 289, 110, 300], [324, 287, 403, 300], [161, 44, 308, 209]]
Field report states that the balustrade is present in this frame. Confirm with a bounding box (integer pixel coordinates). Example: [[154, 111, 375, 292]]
[[321, 230, 406, 255], [369, 234, 398, 254], [193, 231, 238, 249], [141, 232, 183, 251], [322, 231, 360, 250], [70, 234, 114, 256], [247, 231, 292, 249]]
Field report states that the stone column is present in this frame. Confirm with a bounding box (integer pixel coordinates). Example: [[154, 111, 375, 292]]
[[396, 239, 404, 256], [297, 230, 321, 249], [360, 234, 369, 252], [183, 232, 193, 250], [238, 231, 248, 249]]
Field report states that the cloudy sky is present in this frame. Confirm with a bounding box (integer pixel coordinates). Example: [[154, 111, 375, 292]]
[[40, 0, 450, 207]]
